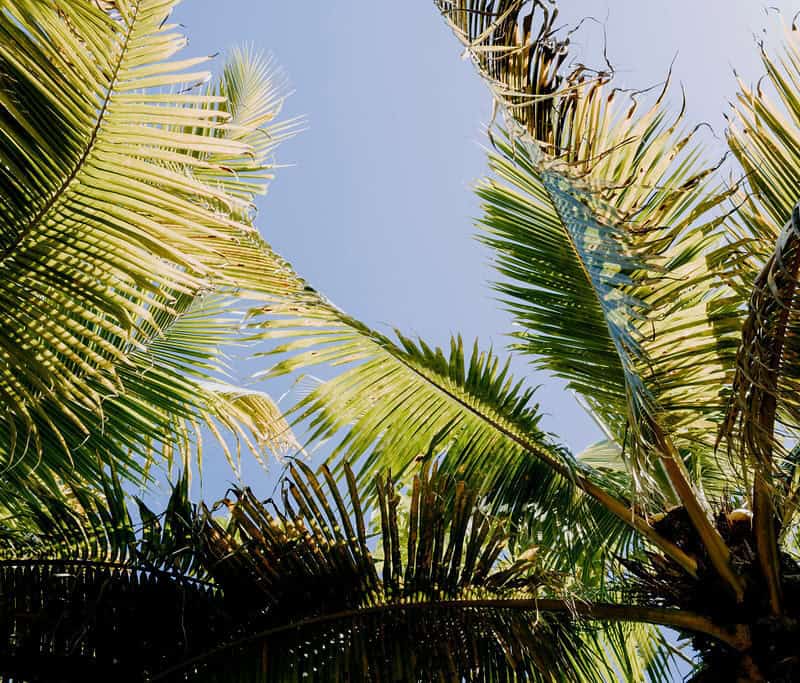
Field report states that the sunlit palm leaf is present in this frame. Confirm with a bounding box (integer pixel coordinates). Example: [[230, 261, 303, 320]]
[[0, 0, 298, 483], [436, 0, 746, 602], [95, 293, 300, 480], [197, 380, 303, 474], [437, 0, 736, 498], [196, 45, 300, 207], [256, 302, 570, 507], [253, 295, 701, 586]]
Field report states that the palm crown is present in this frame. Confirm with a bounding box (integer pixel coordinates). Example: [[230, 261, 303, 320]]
[[1, 0, 799, 680]]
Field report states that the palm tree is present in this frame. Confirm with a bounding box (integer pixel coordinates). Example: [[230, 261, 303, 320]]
[[2, 0, 800, 680], [240, 1, 800, 679]]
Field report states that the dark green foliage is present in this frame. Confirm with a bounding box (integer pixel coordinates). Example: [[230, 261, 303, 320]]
[[172, 463, 599, 682]]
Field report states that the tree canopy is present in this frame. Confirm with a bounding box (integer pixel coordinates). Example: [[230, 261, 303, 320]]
[[2, 0, 800, 680]]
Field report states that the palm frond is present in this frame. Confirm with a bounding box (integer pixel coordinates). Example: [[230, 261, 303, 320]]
[[0, 0, 298, 484], [0, 463, 726, 682], [719, 23, 800, 616], [0, 458, 199, 572], [252, 299, 698, 576], [198, 380, 303, 474], [198, 45, 299, 204], [722, 25, 800, 479], [435, 0, 744, 599], [38, 291, 296, 490], [438, 0, 735, 490]]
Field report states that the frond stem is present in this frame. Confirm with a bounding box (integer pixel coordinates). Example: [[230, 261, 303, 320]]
[[653, 424, 745, 602], [372, 331, 699, 577], [152, 597, 750, 679]]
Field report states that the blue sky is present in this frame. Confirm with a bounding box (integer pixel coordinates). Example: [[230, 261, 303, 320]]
[[168, 1, 797, 502]]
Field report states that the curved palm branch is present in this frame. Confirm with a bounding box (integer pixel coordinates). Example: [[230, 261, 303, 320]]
[[719, 26, 800, 618], [435, 0, 744, 600], [111, 293, 301, 479], [251, 299, 697, 578], [0, 0, 299, 490]]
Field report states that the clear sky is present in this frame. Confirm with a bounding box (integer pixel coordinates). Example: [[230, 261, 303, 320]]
[[167, 1, 797, 501]]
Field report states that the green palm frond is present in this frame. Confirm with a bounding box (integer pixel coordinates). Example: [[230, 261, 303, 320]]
[[716, 27, 800, 616], [93, 292, 300, 480], [264, 319, 567, 508], [601, 622, 687, 683], [480, 134, 647, 444], [437, 1, 736, 495], [252, 298, 699, 576], [481, 133, 738, 496], [0, 0, 298, 482], [435, 0, 746, 600], [722, 27, 800, 470]]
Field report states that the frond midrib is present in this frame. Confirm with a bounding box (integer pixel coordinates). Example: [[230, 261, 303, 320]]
[[340, 324, 697, 573], [378, 335, 565, 470], [151, 595, 747, 679], [538, 172, 632, 392], [0, 0, 140, 265]]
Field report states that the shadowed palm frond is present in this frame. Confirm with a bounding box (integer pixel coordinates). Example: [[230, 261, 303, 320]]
[[0, 462, 697, 682], [150, 462, 691, 683], [0, 459, 202, 574], [0, 469, 232, 681]]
